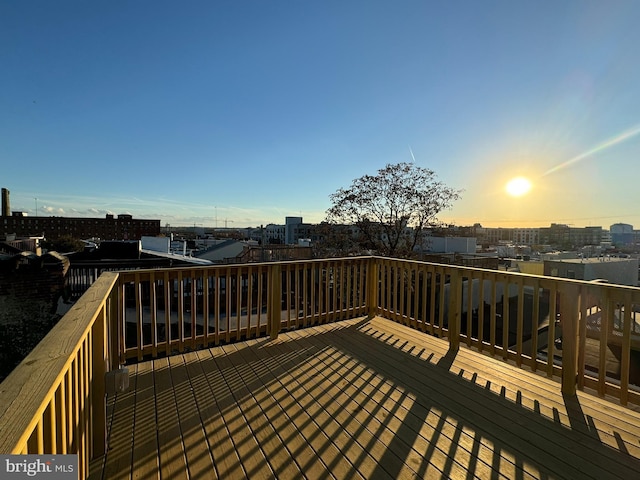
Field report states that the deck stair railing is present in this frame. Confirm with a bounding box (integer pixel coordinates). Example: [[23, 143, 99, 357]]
[[1, 256, 640, 479]]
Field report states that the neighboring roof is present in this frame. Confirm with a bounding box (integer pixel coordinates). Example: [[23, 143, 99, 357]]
[[0, 242, 23, 255], [140, 249, 213, 265], [194, 239, 246, 263], [546, 257, 637, 264]]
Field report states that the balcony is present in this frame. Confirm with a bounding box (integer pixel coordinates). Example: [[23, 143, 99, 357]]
[[2, 257, 640, 479]]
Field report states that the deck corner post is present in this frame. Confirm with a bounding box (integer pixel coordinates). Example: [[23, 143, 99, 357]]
[[269, 264, 282, 340], [560, 283, 580, 396], [107, 278, 121, 371], [448, 269, 462, 351], [366, 257, 379, 319]]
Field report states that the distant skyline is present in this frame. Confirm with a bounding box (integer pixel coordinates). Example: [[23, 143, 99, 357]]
[[3, 1, 640, 229]]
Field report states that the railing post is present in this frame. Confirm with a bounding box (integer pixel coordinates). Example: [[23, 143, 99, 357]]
[[367, 257, 379, 319], [448, 269, 462, 350], [108, 279, 121, 370], [560, 283, 580, 396], [269, 264, 282, 340]]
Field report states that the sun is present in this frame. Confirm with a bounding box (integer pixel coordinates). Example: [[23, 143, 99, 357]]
[[505, 176, 532, 197]]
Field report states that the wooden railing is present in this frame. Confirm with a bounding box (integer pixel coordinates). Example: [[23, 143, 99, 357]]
[[374, 258, 640, 404], [66, 258, 181, 299], [114, 257, 370, 362], [2, 256, 640, 479], [0, 272, 118, 479]]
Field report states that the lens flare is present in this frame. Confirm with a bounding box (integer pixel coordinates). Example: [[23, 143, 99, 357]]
[[544, 124, 640, 176]]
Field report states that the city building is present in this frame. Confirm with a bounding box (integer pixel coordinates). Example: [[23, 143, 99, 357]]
[[1, 188, 161, 241], [544, 256, 639, 286], [2, 212, 160, 241], [611, 223, 634, 247], [538, 224, 603, 248], [512, 228, 540, 245]]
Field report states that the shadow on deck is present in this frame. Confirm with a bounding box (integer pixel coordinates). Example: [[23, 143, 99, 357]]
[[92, 316, 640, 479]]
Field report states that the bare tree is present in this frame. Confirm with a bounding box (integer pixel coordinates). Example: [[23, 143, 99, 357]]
[[312, 222, 362, 258], [326, 162, 462, 257]]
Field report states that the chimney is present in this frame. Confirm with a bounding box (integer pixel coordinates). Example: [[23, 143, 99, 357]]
[[1, 188, 9, 217]]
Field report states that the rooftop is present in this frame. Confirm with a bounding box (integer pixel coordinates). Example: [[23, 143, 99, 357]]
[[92, 316, 640, 479], [2, 256, 640, 479]]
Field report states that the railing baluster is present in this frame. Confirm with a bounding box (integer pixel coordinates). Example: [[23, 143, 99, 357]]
[[92, 304, 107, 457], [214, 273, 221, 345], [235, 268, 242, 339], [247, 267, 255, 335], [547, 285, 557, 377], [621, 291, 632, 405], [437, 267, 446, 338], [226, 268, 231, 337], [319, 261, 325, 324], [269, 264, 282, 339], [66, 368, 73, 455], [428, 267, 436, 336], [57, 379, 67, 454], [333, 261, 339, 318], [598, 290, 611, 396], [577, 285, 588, 389], [303, 263, 309, 327], [164, 271, 171, 357], [516, 278, 524, 366], [530, 279, 539, 371], [386, 261, 393, 319], [293, 263, 300, 328], [367, 258, 378, 319], [204, 271, 210, 345], [399, 262, 406, 325], [420, 267, 428, 332], [36, 420, 44, 454], [192, 270, 198, 349], [478, 273, 485, 352], [361, 260, 367, 315], [448, 269, 462, 350], [463, 272, 471, 347], [489, 273, 497, 355], [150, 272, 158, 358], [134, 272, 143, 361], [501, 274, 510, 361], [286, 264, 291, 326], [42, 392, 54, 454], [75, 349, 84, 478], [328, 261, 334, 320]]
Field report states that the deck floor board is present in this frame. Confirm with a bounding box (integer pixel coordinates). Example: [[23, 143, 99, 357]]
[[92, 316, 640, 480]]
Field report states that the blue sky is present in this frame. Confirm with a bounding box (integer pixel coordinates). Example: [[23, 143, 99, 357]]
[[2, 1, 640, 228]]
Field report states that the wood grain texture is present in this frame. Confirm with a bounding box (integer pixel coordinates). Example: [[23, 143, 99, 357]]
[[0, 272, 118, 454], [96, 316, 640, 479]]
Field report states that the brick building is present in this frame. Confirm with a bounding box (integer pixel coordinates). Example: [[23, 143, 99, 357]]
[[1, 213, 161, 241]]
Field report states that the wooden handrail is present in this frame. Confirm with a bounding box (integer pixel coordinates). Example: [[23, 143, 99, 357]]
[[0, 272, 118, 477], [114, 258, 370, 360], [2, 255, 640, 480], [372, 257, 640, 405]]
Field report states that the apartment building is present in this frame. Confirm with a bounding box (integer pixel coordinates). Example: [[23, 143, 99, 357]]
[[1, 213, 160, 241]]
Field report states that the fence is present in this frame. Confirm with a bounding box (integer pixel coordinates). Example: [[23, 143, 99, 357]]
[[2, 256, 640, 478]]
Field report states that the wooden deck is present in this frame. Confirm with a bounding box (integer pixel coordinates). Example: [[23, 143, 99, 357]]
[[91, 316, 640, 480]]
